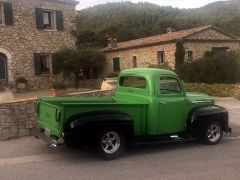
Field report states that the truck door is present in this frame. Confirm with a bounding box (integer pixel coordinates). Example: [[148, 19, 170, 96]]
[[157, 76, 188, 134]]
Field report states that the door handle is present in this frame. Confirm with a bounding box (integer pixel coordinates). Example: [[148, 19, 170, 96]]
[[160, 102, 167, 105]]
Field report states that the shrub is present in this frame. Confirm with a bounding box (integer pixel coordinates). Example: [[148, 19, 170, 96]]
[[184, 83, 240, 99], [177, 51, 240, 84], [51, 82, 66, 89]]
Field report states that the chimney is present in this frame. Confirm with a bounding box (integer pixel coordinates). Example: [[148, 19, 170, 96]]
[[166, 28, 176, 33], [107, 38, 118, 49]]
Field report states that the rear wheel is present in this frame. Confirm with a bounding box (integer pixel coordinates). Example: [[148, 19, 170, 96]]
[[96, 129, 125, 160], [201, 121, 223, 145]]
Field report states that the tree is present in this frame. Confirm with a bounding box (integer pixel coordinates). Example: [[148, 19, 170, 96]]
[[53, 48, 106, 89], [175, 40, 185, 69]]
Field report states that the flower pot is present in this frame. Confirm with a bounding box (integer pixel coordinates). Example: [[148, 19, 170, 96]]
[[50, 89, 67, 96]]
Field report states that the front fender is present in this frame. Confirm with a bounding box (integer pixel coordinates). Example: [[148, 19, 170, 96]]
[[190, 106, 230, 133]]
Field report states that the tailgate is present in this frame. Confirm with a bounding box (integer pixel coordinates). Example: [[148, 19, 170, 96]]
[[37, 101, 61, 137]]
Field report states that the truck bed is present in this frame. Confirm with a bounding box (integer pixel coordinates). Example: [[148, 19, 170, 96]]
[[37, 96, 148, 137]]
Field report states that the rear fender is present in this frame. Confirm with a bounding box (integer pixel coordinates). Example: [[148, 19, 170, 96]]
[[65, 112, 134, 138]]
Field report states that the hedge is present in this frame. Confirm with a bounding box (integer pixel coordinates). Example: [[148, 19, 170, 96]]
[[184, 83, 240, 99]]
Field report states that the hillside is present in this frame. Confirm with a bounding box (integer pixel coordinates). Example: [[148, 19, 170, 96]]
[[76, 0, 240, 47]]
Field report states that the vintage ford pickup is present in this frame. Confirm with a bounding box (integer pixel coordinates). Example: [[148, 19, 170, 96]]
[[36, 68, 231, 160]]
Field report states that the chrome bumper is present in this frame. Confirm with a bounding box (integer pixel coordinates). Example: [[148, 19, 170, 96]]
[[34, 128, 64, 147]]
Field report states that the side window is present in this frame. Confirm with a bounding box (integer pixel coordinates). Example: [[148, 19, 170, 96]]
[[157, 51, 165, 64], [42, 11, 54, 30], [120, 76, 146, 89], [159, 77, 182, 94], [34, 54, 52, 75]]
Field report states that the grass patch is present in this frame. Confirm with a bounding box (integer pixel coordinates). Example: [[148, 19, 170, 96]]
[[184, 83, 240, 99]]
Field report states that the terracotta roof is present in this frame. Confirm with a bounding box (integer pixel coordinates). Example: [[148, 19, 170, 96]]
[[103, 25, 239, 52]]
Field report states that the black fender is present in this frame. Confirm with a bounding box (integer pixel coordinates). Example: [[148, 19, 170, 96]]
[[65, 112, 134, 138], [189, 105, 230, 133]]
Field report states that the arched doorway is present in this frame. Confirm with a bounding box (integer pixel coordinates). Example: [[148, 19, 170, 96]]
[[0, 53, 8, 86]]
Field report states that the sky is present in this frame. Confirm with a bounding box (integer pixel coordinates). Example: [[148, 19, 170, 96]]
[[76, 0, 225, 10]]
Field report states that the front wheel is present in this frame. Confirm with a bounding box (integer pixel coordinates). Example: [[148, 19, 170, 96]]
[[96, 129, 125, 160], [201, 121, 223, 145]]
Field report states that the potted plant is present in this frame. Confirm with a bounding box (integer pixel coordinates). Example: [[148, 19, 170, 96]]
[[16, 77, 28, 92], [50, 82, 67, 96], [101, 72, 119, 90]]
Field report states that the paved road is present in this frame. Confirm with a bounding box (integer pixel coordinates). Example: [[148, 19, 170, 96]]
[[0, 98, 239, 180]]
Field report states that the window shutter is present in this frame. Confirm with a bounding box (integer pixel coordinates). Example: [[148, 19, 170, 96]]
[[36, 8, 44, 29], [52, 58, 61, 75], [34, 54, 41, 75], [56, 10, 64, 31], [113, 58, 120, 72], [4, 3, 13, 25]]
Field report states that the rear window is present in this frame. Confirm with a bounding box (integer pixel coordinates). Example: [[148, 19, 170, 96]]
[[119, 76, 146, 89]]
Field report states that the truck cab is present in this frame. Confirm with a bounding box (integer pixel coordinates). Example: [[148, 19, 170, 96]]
[[36, 68, 231, 160]]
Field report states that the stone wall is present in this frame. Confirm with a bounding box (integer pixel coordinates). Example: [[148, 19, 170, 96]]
[[0, 0, 77, 89], [0, 90, 115, 140], [104, 43, 176, 75], [184, 41, 240, 61]]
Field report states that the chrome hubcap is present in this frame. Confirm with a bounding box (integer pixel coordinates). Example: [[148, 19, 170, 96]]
[[207, 124, 221, 142], [101, 131, 120, 154]]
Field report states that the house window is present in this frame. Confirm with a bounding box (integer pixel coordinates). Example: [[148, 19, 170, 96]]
[[212, 47, 229, 55], [0, 3, 13, 25], [0, 3, 3, 25], [113, 57, 120, 72], [132, 56, 137, 68], [43, 11, 54, 30], [40, 55, 51, 73], [34, 54, 52, 75], [36, 8, 64, 31], [157, 51, 165, 64], [187, 51, 193, 62]]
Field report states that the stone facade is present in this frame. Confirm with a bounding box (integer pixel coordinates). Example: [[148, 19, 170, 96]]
[[184, 41, 240, 61], [103, 26, 240, 74], [104, 43, 176, 74], [0, 90, 115, 140], [0, 0, 77, 89]]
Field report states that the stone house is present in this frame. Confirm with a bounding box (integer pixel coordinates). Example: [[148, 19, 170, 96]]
[[103, 25, 240, 74], [0, 0, 78, 89]]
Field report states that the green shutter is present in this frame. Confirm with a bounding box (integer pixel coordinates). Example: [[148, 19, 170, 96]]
[[34, 54, 41, 75], [56, 11, 64, 31], [52, 57, 61, 75], [113, 58, 120, 72], [36, 8, 44, 29], [4, 3, 13, 25]]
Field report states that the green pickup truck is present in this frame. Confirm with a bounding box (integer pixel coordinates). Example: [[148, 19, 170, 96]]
[[36, 68, 231, 160]]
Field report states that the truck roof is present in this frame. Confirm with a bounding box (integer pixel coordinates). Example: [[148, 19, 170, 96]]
[[120, 68, 177, 76]]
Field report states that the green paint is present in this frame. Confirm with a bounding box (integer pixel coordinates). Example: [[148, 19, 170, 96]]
[[37, 68, 214, 138]]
